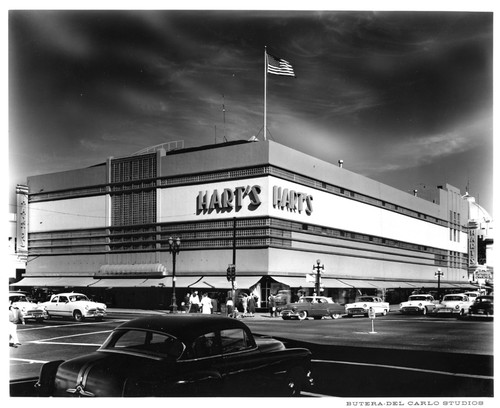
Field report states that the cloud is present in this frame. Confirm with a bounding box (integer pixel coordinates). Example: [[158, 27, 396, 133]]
[[365, 114, 492, 174]]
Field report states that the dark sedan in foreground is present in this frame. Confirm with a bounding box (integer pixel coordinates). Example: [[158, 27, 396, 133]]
[[33, 314, 313, 397]]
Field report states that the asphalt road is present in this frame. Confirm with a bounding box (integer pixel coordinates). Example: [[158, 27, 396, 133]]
[[9, 310, 494, 398]]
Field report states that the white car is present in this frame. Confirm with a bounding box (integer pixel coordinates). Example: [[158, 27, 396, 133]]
[[399, 294, 437, 315], [9, 292, 47, 322], [41, 292, 106, 321], [431, 293, 473, 316], [345, 296, 390, 317]]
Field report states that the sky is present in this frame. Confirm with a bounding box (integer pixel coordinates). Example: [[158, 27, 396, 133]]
[[7, 7, 494, 216]]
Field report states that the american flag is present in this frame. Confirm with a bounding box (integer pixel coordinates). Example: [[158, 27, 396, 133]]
[[267, 53, 296, 77]]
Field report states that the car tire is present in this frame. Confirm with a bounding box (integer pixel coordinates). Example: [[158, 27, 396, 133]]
[[73, 310, 84, 322], [298, 311, 308, 320], [330, 313, 341, 319]]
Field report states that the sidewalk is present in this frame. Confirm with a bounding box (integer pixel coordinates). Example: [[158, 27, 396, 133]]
[[106, 308, 272, 320]]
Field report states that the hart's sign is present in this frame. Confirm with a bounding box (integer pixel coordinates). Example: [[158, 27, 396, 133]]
[[196, 184, 314, 216], [273, 186, 313, 215], [197, 185, 261, 214]]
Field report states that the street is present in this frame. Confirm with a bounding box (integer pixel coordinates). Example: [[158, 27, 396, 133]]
[[9, 310, 493, 397]]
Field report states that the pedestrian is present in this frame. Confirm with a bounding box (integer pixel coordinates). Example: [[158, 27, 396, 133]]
[[189, 291, 200, 313], [200, 293, 212, 314], [241, 293, 249, 315], [268, 293, 276, 317], [184, 292, 191, 313], [9, 301, 24, 348], [247, 294, 256, 316], [226, 297, 234, 317]]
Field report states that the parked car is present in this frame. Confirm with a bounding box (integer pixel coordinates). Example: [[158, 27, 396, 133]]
[[9, 291, 47, 323], [40, 292, 106, 321], [345, 296, 390, 317], [34, 314, 313, 397], [464, 291, 486, 303], [430, 293, 473, 316], [468, 295, 493, 317], [399, 294, 437, 315], [280, 296, 345, 320]]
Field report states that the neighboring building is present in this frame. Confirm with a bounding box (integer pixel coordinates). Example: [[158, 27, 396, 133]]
[[8, 185, 29, 283], [11, 139, 490, 308], [464, 194, 494, 291]]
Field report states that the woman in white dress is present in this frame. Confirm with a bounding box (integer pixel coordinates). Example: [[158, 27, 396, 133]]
[[200, 293, 213, 314]]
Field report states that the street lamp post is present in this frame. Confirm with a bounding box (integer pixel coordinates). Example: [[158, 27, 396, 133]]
[[313, 259, 324, 295], [435, 268, 444, 300], [168, 236, 181, 313]]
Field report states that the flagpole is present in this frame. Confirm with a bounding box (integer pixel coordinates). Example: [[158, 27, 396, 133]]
[[264, 46, 267, 141]]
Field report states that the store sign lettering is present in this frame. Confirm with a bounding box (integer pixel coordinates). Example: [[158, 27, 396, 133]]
[[468, 229, 477, 267], [197, 185, 261, 214], [273, 186, 313, 215]]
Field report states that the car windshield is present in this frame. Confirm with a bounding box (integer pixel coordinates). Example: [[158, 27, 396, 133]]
[[409, 296, 429, 301], [10, 295, 29, 302], [443, 296, 464, 301], [298, 297, 313, 303], [69, 294, 90, 302], [100, 329, 185, 360], [357, 297, 376, 302]]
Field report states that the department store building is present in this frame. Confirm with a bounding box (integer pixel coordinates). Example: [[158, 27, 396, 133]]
[[12, 139, 490, 309]]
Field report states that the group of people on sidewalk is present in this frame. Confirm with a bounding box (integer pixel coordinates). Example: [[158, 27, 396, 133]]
[[182, 291, 216, 314]]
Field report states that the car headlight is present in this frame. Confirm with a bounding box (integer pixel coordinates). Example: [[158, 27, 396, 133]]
[[85, 305, 90, 310], [399, 303, 403, 307], [418, 303, 423, 307], [363, 304, 367, 308], [455, 305, 460, 310]]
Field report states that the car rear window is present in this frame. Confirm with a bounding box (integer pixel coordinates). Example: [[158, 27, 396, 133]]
[[100, 329, 184, 359]]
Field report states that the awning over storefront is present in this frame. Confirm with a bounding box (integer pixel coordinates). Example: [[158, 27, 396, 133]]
[[189, 276, 233, 290], [336, 279, 379, 288], [271, 276, 315, 288], [10, 277, 62, 287], [368, 280, 417, 289], [232, 277, 262, 289], [135, 277, 203, 288], [10, 276, 96, 287]]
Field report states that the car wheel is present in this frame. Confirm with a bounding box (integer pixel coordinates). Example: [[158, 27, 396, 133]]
[[285, 367, 305, 396], [298, 311, 308, 320], [330, 313, 341, 319], [73, 310, 84, 322]]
